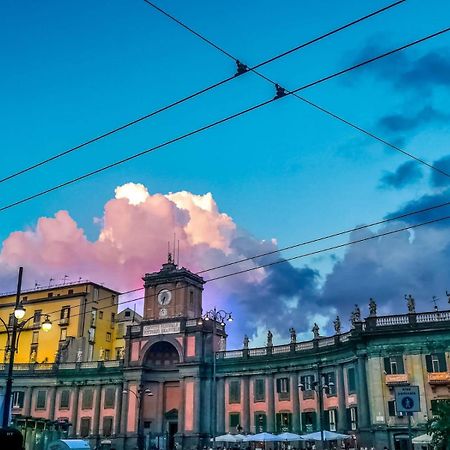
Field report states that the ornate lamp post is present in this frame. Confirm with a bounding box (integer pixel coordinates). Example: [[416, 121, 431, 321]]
[[1, 267, 53, 428], [122, 387, 153, 450], [298, 366, 334, 450], [202, 308, 232, 450]]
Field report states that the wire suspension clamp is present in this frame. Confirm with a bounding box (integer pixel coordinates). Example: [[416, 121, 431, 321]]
[[274, 84, 287, 99], [235, 60, 249, 76]]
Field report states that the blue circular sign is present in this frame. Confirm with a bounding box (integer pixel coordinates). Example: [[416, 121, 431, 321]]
[[401, 396, 414, 410]]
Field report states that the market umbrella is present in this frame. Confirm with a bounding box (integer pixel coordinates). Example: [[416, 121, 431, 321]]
[[234, 434, 246, 442], [213, 434, 238, 443], [412, 434, 433, 445], [245, 433, 279, 442], [276, 432, 305, 441], [301, 431, 351, 441]]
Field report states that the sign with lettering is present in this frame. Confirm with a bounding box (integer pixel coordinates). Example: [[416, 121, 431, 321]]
[[394, 385, 420, 413], [143, 322, 180, 336]]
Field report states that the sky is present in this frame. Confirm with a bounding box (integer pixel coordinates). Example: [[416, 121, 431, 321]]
[[1, 0, 450, 347]]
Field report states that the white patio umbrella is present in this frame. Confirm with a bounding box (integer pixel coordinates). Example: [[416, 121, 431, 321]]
[[412, 434, 433, 445], [234, 434, 246, 442], [276, 432, 305, 441], [245, 432, 279, 442], [301, 431, 351, 441], [213, 434, 238, 443]]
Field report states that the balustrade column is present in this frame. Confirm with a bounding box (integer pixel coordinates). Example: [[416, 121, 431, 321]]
[[267, 373, 275, 432], [337, 365, 347, 433], [290, 372, 300, 432]]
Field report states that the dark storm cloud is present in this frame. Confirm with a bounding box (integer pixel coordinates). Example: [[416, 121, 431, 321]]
[[377, 106, 449, 134], [379, 161, 423, 189], [430, 155, 450, 187]]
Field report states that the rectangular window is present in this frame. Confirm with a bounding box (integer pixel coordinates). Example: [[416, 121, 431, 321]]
[[229, 413, 240, 430], [104, 349, 110, 361], [82, 388, 93, 409], [116, 347, 123, 359], [111, 313, 116, 327], [12, 391, 24, 409], [60, 306, 70, 320], [33, 310, 42, 324], [276, 412, 292, 432], [99, 311, 103, 319], [48, 292, 53, 298], [80, 418, 91, 437], [32, 331, 39, 344], [60, 390, 70, 409], [301, 411, 317, 433], [93, 288, 99, 302], [276, 377, 290, 400], [36, 390, 47, 410], [347, 368, 356, 393], [255, 413, 267, 433], [254, 378, 265, 402], [104, 387, 115, 409], [384, 356, 405, 375], [229, 380, 241, 404], [300, 375, 315, 399], [106, 332, 111, 342], [68, 289, 74, 295], [60, 328, 67, 341], [325, 372, 336, 396], [91, 308, 97, 327], [88, 343, 94, 361], [118, 323, 124, 337], [103, 417, 113, 437], [347, 406, 357, 430], [88, 328, 95, 343], [329, 409, 337, 432], [426, 353, 447, 373], [388, 400, 396, 417]]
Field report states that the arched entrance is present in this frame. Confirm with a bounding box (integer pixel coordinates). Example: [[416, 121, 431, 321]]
[[142, 341, 181, 450]]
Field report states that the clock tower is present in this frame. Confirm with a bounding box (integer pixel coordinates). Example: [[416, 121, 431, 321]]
[[142, 254, 204, 320]]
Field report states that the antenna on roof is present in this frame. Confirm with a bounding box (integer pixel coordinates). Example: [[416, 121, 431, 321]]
[[177, 240, 180, 266], [432, 296, 439, 312], [173, 233, 176, 266], [132, 303, 136, 324]]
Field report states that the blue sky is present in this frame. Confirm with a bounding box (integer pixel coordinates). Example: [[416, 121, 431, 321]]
[[1, 0, 450, 344]]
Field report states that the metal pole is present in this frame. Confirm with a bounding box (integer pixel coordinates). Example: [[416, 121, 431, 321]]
[[317, 369, 325, 450], [407, 413, 412, 450], [138, 388, 144, 450], [2, 266, 23, 428], [212, 318, 217, 450]]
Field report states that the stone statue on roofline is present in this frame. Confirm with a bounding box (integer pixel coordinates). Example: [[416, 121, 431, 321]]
[[333, 316, 341, 334], [289, 327, 297, 343], [267, 330, 273, 347], [369, 298, 377, 316], [243, 335, 249, 349], [406, 294, 416, 313], [312, 322, 320, 339], [351, 304, 361, 325]]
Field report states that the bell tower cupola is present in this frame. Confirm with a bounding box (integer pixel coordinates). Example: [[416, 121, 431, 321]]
[[142, 254, 204, 321]]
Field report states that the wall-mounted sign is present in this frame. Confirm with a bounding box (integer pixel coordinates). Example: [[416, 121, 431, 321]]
[[143, 322, 180, 336], [394, 385, 420, 413]]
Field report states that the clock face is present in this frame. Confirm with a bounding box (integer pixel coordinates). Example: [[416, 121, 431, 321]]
[[158, 289, 172, 306], [159, 308, 168, 318]]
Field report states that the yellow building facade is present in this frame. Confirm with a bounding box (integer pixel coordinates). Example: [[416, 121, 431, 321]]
[[0, 282, 120, 363]]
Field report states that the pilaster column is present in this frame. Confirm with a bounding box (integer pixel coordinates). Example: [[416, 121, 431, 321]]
[[178, 379, 185, 433], [290, 372, 300, 432], [115, 384, 123, 435], [357, 355, 370, 429], [120, 381, 129, 435], [71, 385, 80, 437], [157, 382, 165, 433], [23, 386, 32, 416], [194, 378, 201, 432], [267, 373, 275, 432], [216, 377, 225, 435], [48, 387, 57, 421], [93, 384, 102, 436], [242, 376, 250, 433], [337, 365, 347, 433]]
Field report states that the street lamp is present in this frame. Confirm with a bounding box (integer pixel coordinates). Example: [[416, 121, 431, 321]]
[[0, 267, 53, 428], [202, 308, 232, 450], [298, 367, 334, 450], [123, 387, 153, 450]]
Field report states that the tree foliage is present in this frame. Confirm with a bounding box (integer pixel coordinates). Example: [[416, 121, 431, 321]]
[[427, 400, 450, 450]]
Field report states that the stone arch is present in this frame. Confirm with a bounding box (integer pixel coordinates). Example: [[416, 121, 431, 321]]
[[140, 336, 184, 366]]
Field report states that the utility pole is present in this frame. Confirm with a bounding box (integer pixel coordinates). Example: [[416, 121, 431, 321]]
[[2, 267, 23, 428]]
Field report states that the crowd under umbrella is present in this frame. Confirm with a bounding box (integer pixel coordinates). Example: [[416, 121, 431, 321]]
[[300, 431, 351, 441], [276, 432, 305, 442], [245, 432, 280, 442]]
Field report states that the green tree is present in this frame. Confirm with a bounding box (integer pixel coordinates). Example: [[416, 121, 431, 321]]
[[427, 400, 450, 450]]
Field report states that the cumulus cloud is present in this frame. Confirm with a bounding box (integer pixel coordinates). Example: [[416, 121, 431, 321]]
[[1, 182, 450, 348], [430, 155, 450, 188], [379, 161, 423, 189]]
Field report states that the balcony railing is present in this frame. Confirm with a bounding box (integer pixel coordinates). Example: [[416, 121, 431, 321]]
[[428, 372, 450, 385], [385, 374, 409, 385]]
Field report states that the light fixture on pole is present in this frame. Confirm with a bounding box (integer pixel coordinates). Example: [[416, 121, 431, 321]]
[[0, 267, 53, 428], [202, 308, 232, 450], [122, 387, 153, 450], [298, 366, 333, 450]]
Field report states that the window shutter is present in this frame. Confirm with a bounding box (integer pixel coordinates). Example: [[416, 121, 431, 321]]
[[311, 411, 318, 431], [425, 355, 433, 373], [388, 400, 396, 416], [285, 377, 290, 393], [276, 413, 281, 432], [347, 368, 356, 393], [397, 356, 405, 374], [323, 410, 330, 430], [276, 378, 281, 393], [383, 357, 391, 374], [346, 408, 352, 431], [438, 353, 447, 372]]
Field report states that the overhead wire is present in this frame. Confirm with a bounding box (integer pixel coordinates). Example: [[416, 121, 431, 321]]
[[1, 27, 449, 213], [143, 0, 450, 180], [0, 0, 406, 185]]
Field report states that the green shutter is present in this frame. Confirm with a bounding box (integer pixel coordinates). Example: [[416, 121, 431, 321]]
[[347, 368, 356, 393], [397, 356, 405, 374], [425, 355, 433, 372], [383, 357, 391, 375], [230, 413, 240, 428], [254, 379, 265, 402], [388, 401, 396, 416], [438, 353, 447, 372], [323, 410, 330, 430]]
